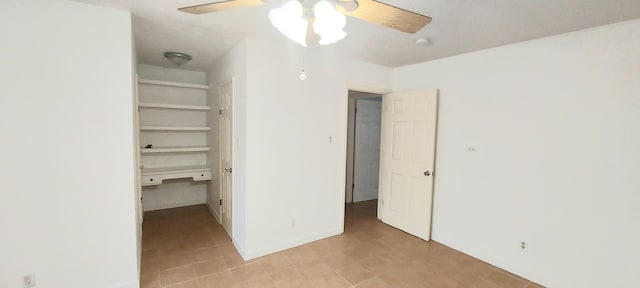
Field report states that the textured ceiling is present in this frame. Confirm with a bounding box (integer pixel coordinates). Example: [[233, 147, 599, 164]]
[[74, 0, 640, 71]]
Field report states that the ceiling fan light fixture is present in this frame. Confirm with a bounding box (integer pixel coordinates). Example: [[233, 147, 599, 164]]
[[164, 52, 192, 67], [268, 0, 308, 47], [268, 0, 348, 47], [313, 0, 347, 45]]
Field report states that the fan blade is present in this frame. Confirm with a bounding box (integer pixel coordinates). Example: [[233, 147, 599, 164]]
[[333, 0, 359, 12], [339, 0, 431, 34], [179, 0, 265, 15]]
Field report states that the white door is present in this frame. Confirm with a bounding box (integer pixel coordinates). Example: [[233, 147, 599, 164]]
[[219, 81, 233, 235], [134, 74, 143, 274], [353, 98, 382, 202], [134, 75, 143, 230], [379, 89, 438, 241]]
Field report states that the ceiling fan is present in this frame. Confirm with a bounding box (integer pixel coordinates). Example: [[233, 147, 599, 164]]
[[178, 0, 432, 46]]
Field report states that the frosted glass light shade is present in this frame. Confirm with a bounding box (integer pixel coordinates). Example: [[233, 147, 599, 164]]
[[268, 0, 348, 47], [268, 0, 308, 47], [313, 0, 347, 45]]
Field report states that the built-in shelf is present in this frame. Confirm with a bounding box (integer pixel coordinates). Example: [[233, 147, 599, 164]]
[[140, 126, 211, 131], [142, 165, 211, 175], [138, 79, 209, 90], [141, 165, 212, 186], [137, 75, 212, 189], [141, 146, 210, 154], [139, 102, 211, 111]]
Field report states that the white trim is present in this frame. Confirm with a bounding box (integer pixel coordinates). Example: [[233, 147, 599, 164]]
[[345, 84, 392, 95], [142, 199, 206, 211], [110, 279, 139, 288], [241, 228, 342, 260], [233, 238, 248, 260], [345, 96, 356, 203], [207, 201, 221, 224]]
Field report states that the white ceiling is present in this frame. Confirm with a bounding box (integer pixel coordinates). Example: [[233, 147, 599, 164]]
[[74, 0, 640, 71]]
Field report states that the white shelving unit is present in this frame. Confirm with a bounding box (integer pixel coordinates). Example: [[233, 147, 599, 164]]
[[141, 146, 210, 154], [140, 126, 211, 131], [138, 77, 211, 187], [138, 79, 209, 90], [139, 102, 211, 111], [141, 166, 212, 186]]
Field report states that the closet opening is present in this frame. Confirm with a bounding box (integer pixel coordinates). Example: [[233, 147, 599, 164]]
[[135, 64, 217, 220]]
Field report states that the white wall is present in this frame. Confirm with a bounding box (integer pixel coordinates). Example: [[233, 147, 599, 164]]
[[138, 64, 209, 211], [208, 39, 391, 258], [0, 0, 139, 287], [393, 19, 640, 288], [207, 40, 248, 250], [240, 39, 391, 259]]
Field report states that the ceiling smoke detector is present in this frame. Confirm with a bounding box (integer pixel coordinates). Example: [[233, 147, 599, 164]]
[[415, 37, 430, 46], [164, 52, 192, 67]]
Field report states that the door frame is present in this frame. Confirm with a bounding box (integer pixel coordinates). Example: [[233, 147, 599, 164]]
[[346, 93, 383, 203], [341, 86, 391, 231]]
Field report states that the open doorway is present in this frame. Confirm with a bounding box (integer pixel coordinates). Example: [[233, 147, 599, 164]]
[[344, 89, 439, 241], [345, 90, 383, 223]]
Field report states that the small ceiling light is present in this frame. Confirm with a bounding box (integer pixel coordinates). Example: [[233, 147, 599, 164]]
[[164, 52, 192, 67]]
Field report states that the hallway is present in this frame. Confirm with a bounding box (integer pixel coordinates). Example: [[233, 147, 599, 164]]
[[141, 201, 542, 288]]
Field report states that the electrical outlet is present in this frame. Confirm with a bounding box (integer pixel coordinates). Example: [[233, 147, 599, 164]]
[[520, 241, 527, 251], [23, 273, 36, 288]]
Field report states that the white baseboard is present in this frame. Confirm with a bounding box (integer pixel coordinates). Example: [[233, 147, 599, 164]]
[[241, 228, 342, 260], [110, 279, 139, 288], [432, 232, 534, 283], [143, 199, 206, 211], [233, 238, 248, 260], [433, 232, 499, 266], [206, 201, 221, 223]]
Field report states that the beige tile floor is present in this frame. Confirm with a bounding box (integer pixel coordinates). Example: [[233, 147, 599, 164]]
[[140, 200, 543, 288]]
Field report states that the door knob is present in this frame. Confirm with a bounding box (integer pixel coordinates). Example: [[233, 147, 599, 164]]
[[424, 170, 430, 176], [225, 168, 233, 173]]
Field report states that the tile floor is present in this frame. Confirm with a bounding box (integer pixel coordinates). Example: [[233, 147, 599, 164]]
[[140, 200, 543, 288]]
